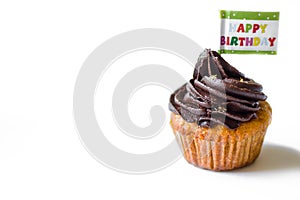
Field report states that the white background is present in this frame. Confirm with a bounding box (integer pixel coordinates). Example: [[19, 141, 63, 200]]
[[1, 0, 300, 200]]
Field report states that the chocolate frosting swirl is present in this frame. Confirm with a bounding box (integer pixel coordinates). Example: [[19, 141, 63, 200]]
[[169, 49, 267, 129]]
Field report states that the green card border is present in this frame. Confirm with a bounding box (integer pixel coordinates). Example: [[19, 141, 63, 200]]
[[218, 49, 277, 55], [220, 10, 280, 21]]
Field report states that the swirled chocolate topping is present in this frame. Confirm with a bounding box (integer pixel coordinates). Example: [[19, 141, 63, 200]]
[[169, 49, 267, 129]]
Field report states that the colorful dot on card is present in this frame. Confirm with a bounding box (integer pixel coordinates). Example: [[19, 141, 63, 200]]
[[267, 17, 270, 20], [233, 13, 236, 16], [273, 15, 276, 18], [258, 13, 261, 16]]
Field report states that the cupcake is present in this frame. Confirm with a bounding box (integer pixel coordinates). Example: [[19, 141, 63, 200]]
[[169, 49, 272, 171]]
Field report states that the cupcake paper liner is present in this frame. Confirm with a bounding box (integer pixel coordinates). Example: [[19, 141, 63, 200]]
[[171, 101, 272, 171], [175, 130, 265, 171]]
